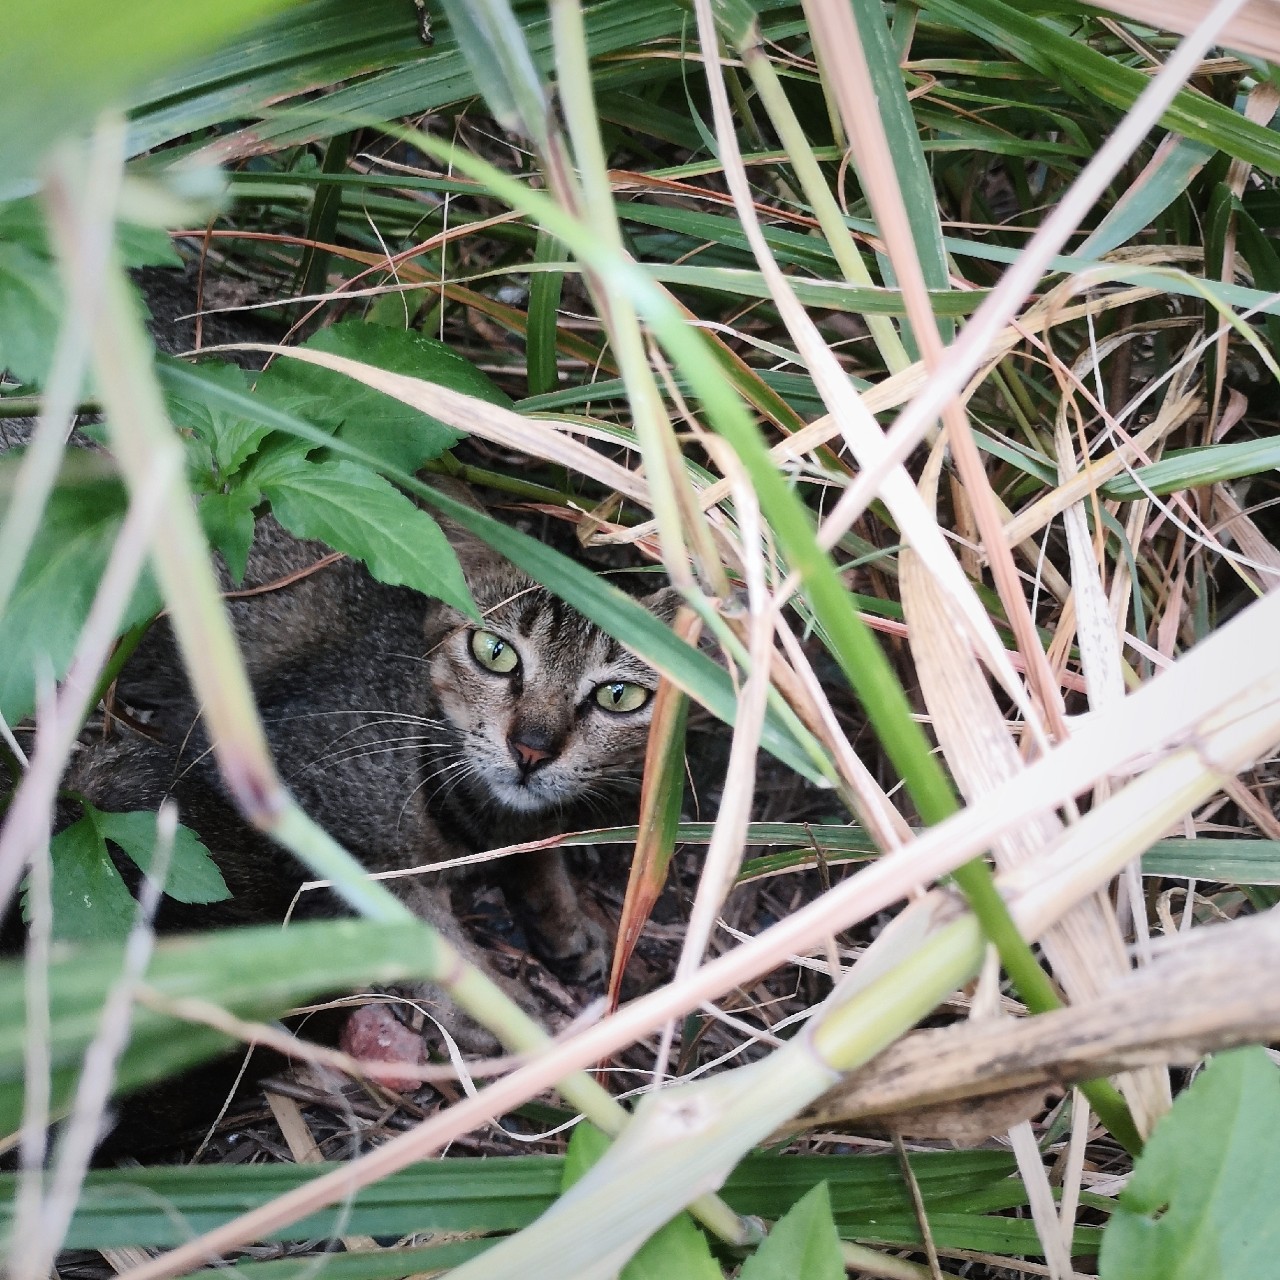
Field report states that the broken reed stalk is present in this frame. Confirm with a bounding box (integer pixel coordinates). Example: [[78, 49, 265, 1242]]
[[793, 909, 1280, 1138]]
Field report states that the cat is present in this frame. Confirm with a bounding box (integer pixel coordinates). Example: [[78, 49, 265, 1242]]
[[67, 507, 678, 1062]]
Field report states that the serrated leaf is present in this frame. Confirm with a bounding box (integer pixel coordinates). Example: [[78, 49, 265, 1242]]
[[260, 456, 475, 615], [165, 359, 276, 479], [86, 805, 230, 905], [0, 465, 162, 723], [739, 1183, 843, 1280], [256, 321, 498, 471], [39, 814, 140, 941], [1101, 1048, 1280, 1279], [199, 488, 260, 582]]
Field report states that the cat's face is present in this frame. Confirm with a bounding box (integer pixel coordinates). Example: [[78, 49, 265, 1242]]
[[423, 564, 677, 816]]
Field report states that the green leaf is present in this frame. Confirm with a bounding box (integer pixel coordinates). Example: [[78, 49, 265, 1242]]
[[256, 321, 498, 471], [1101, 1048, 1280, 1279], [1142, 838, 1280, 885], [621, 1206, 723, 1280], [0, 197, 178, 387], [0, 1147, 1019, 1249], [846, 0, 953, 344], [1081, 135, 1216, 258], [199, 488, 260, 583], [0, 240, 63, 386], [0, 196, 181, 270], [86, 805, 229, 905], [0, 0, 302, 190], [739, 1183, 843, 1280], [562, 1119, 610, 1188], [39, 815, 140, 941], [1101, 437, 1280, 500], [166, 359, 275, 479], [259, 456, 476, 615], [0, 462, 162, 723], [921, 0, 1280, 175]]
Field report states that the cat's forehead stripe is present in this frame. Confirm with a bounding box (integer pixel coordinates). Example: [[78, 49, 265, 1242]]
[[470, 575, 657, 676], [514, 594, 545, 636]]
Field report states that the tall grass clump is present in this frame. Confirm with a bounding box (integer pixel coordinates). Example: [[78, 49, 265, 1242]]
[[3, 1, 1280, 1277]]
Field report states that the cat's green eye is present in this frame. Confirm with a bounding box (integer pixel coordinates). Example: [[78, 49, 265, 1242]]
[[470, 629, 519, 674], [595, 681, 649, 714]]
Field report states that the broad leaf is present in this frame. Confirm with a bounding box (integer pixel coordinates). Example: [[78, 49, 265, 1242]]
[[0, 241, 64, 387], [39, 815, 141, 942], [0, 463, 161, 723], [739, 1183, 843, 1280], [0, 197, 179, 386], [166, 358, 275, 480], [31, 804, 227, 941], [88, 805, 229, 905], [256, 321, 498, 471], [1101, 1048, 1280, 1279], [198, 488, 260, 582], [260, 456, 475, 615]]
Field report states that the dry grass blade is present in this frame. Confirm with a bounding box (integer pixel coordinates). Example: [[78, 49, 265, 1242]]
[[606, 606, 700, 1011], [1085, 0, 1280, 61], [220, 344, 653, 505], [1211, 487, 1280, 593], [1002, 367, 1202, 547], [809, 0, 1252, 554]]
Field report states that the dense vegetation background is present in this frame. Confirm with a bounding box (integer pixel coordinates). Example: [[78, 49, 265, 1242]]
[[4, 0, 1280, 1277]]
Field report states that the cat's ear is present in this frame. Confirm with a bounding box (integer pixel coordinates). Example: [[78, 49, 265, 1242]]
[[641, 586, 682, 623], [421, 477, 511, 578]]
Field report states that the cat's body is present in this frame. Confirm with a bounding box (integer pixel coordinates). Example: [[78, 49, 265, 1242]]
[[70, 512, 675, 1052]]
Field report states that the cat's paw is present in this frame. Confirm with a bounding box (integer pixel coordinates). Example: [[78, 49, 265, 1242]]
[[534, 915, 609, 986], [385, 982, 503, 1057]]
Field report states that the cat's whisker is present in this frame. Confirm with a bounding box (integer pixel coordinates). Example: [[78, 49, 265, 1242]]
[[289, 740, 451, 782], [402, 754, 476, 818]]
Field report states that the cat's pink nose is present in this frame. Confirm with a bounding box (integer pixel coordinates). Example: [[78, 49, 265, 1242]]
[[509, 736, 553, 770]]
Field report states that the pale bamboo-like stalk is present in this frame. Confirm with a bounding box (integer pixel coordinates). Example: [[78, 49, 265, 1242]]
[[792, 910, 1280, 1132]]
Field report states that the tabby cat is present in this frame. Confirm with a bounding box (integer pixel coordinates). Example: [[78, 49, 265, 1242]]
[[69, 509, 676, 1056]]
